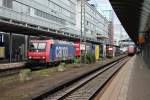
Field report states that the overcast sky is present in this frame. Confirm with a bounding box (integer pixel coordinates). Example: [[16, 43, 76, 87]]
[[89, 0, 120, 24], [89, 0, 130, 44]]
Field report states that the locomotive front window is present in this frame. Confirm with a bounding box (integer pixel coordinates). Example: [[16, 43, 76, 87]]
[[29, 42, 46, 51], [29, 42, 38, 51], [38, 43, 46, 50]]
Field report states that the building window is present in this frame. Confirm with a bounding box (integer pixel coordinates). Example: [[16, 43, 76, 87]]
[[34, 9, 66, 24], [12, 1, 30, 14], [86, 21, 89, 25], [2, 0, 30, 14], [3, 0, 13, 8], [21, 3, 30, 14]]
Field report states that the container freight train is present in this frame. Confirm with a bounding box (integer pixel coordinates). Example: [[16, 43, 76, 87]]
[[27, 39, 80, 66], [127, 45, 136, 56]]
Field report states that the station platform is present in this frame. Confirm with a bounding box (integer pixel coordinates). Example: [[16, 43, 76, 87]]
[[99, 55, 150, 100], [0, 62, 26, 70]]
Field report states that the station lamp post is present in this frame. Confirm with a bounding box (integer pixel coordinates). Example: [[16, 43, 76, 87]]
[[80, 0, 88, 64]]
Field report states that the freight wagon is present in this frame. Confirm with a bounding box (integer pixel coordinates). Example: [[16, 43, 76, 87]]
[[80, 43, 95, 54], [27, 39, 76, 65]]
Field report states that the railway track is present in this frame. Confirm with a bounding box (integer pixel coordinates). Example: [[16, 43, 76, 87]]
[[32, 56, 129, 100]]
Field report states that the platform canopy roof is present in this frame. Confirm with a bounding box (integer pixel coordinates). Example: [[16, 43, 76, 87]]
[[109, 0, 150, 44]]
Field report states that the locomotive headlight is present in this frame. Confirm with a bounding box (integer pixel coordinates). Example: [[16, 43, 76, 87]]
[[28, 56, 32, 59], [42, 56, 45, 59]]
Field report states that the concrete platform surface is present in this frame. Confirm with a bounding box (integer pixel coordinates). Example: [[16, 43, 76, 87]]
[[99, 55, 150, 100], [0, 62, 26, 69]]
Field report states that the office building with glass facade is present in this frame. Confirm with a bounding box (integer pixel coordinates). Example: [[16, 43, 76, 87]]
[[76, 0, 109, 42], [0, 0, 109, 40], [0, 0, 79, 35]]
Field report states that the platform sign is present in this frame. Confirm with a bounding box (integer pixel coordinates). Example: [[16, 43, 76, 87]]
[[138, 35, 145, 44], [0, 34, 4, 43], [0, 34, 4, 47]]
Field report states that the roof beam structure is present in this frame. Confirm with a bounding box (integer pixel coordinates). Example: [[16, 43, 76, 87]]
[[109, 0, 150, 44]]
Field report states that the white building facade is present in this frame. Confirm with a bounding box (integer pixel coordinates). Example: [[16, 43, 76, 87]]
[[76, 0, 109, 42], [0, 0, 79, 35], [0, 0, 109, 41]]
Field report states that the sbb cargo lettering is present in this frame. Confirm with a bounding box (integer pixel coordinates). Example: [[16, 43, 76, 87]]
[[56, 46, 68, 58]]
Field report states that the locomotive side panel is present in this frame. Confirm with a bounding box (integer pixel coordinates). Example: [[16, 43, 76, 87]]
[[50, 44, 75, 62]]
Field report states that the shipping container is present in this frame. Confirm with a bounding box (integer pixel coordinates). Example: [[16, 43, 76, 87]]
[[80, 43, 94, 53], [101, 44, 106, 58], [95, 45, 100, 60], [74, 42, 80, 57]]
